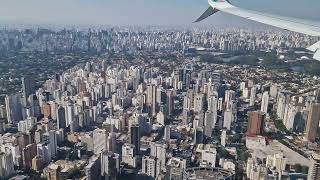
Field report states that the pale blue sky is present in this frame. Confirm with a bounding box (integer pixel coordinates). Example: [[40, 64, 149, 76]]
[[0, 0, 319, 26]]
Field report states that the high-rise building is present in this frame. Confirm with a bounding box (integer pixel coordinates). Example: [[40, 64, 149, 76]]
[[37, 143, 51, 164], [260, 91, 269, 114], [5, 94, 23, 124], [156, 111, 165, 125], [266, 153, 286, 178], [305, 103, 320, 142], [276, 92, 291, 120], [65, 103, 74, 127], [183, 90, 194, 111], [166, 90, 175, 116], [240, 82, 246, 92], [0, 152, 15, 179], [196, 144, 217, 168], [247, 111, 265, 136], [142, 156, 161, 178], [223, 110, 233, 130], [221, 129, 227, 147], [85, 156, 101, 180], [150, 141, 166, 170], [21, 76, 35, 106], [163, 125, 171, 141], [56, 106, 66, 129], [308, 153, 320, 180], [204, 111, 215, 137], [270, 84, 278, 98], [130, 124, 140, 154], [156, 87, 163, 106], [22, 143, 37, 169], [107, 132, 116, 152], [166, 157, 186, 180], [42, 103, 51, 118], [101, 152, 120, 179], [250, 87, 256, 106], [32, 155, 43, 172], [225, 90, 235, 110], [18, 116, 37, 133], [246, 158, 267, 180], [47, 130, 57, 158], [0, 105, 6, 119], [194, 93, 205, 113], [0, 119, 6, 134], [207, 95, 218, 115], [146, 84, 157, 116], [122, 143, 137, 168], [93, 128, 108, 155], [194, 127, 204, 144]]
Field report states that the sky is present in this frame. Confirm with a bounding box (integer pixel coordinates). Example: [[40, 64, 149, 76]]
[[0, 0, 319, 26]]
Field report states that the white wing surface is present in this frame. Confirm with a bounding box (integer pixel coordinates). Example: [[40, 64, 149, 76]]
[[196, 0, 320, 60]]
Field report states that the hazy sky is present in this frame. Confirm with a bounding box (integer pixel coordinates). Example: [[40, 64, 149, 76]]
[[0, 0, 319, 26]]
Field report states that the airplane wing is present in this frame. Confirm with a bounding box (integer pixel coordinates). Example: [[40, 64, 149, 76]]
[[196, 0, 320, 60]]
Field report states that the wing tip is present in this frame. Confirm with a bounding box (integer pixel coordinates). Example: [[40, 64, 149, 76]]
[[194, 7, 219, 23]]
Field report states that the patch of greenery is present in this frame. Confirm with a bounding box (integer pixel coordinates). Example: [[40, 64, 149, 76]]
[[294, 164, 309, 174], [201, 51, 320, 76], [237, 147, 251, 162], [274, 119, 289, 133], [201, 55, 259, 66]]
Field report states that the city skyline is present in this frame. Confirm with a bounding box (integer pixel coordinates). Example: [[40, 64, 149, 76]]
[[1, 1, 320, 179], [0, 0, 320, 26]]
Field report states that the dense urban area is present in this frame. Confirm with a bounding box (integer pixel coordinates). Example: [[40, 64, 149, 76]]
[[0, 27, 320, 180]]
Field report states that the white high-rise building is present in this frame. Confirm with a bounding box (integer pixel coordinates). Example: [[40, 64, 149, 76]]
[[308, 153, 320, 180], [195, 144, 217, 168], [270, 84, 278, 98], [250, 87, 256, 106], [240, 82, 246, 92], [18, 116, 37, 133], [156, 87, 162, 105], [156, 111, 165, 125], [194, 93, 205, 113], [223, 110, 233, 130], [283, 104, 299, 130], [261, 91, 269, 113], [183, 90, 194, 111], [207, 95, 218, 113], [122, 143, 137, 168], [65, 103, 74, 127], [93, 128, 108, 155], [266, 153, 287, 177], [276, 92, 291, 120], [150, 141, 166, 170], [243, 88, 249, 99], [225, 90, 235, 110], [221, 129, 227, 147], [142, 156, 160, 178], [217, 98, 223, 111]]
